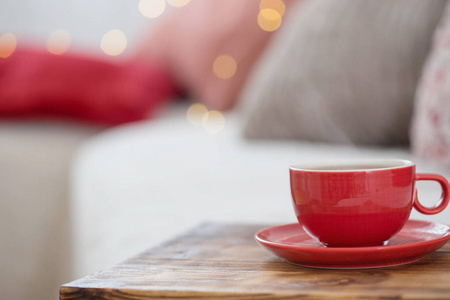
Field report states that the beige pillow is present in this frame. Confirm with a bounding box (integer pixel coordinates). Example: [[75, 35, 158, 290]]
[[240, 0, 446, 145]]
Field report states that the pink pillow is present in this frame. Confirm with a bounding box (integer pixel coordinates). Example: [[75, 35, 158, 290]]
[[411, 3, 450, 165], [136, 0, 292, 110]]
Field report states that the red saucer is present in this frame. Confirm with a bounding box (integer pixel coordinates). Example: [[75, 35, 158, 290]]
[[255, 220, 450, 269]]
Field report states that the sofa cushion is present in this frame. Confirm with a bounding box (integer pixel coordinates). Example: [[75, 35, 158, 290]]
[[0, 48, 176, 125], [240, 0, 446, 145]]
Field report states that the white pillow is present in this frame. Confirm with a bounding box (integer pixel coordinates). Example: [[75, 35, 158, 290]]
[[411, 1, 450, 167]]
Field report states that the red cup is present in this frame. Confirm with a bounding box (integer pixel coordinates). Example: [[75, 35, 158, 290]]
[[290, 159, 450, 247]]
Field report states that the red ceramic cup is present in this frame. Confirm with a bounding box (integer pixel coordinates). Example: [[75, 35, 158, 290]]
[[290, 159, 450, 247]]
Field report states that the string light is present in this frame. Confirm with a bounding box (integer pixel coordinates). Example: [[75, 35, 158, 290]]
[[167, 0, 190, 7], [0, 33, 17, 59], [187, 104, 226, 134], [47, 30, 71, 55], [260, 0, 286, 16], [213, 55, 237, 80], [258, 8, 282, 32], [100, 29, 127, 56], [187, 103, 208, 125], [139, 0, 165, 18], [202, 111, 225, 134]]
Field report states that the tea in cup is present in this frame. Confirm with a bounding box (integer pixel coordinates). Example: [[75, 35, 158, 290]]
[[290, 159, 450, 247]]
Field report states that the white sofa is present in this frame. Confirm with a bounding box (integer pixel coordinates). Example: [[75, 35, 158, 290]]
[[0, 121, 99, 300], [71, 103, 450, 277], [2, 103, 450, 300]]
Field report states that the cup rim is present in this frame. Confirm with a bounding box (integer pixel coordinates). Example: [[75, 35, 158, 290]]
[[289, 159, 414, 172]]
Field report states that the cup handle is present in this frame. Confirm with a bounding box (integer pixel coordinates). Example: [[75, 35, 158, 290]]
[[414, 173, 450, 215]]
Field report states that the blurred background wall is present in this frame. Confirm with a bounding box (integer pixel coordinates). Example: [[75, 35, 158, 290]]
[[0, 0, 167, 58]]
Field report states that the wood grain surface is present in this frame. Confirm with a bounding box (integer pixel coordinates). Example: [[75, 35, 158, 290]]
[[60, 223, 450, 300]]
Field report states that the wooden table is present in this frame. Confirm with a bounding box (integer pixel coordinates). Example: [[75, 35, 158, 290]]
[[61, 223, 450, 299]]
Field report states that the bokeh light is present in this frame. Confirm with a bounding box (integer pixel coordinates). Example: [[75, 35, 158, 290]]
[[139, 0, 166, 18], [213, 55, 237, 80], [100, 29, 127, 56], [0, 33, 17, 59], [167, 0, 190, 8], [202, 111, 225, 134], [47, 30, 71, 55], [258, 8, 282, 32], [260, 0, 286, 16], [187, 103, 208, 125]]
